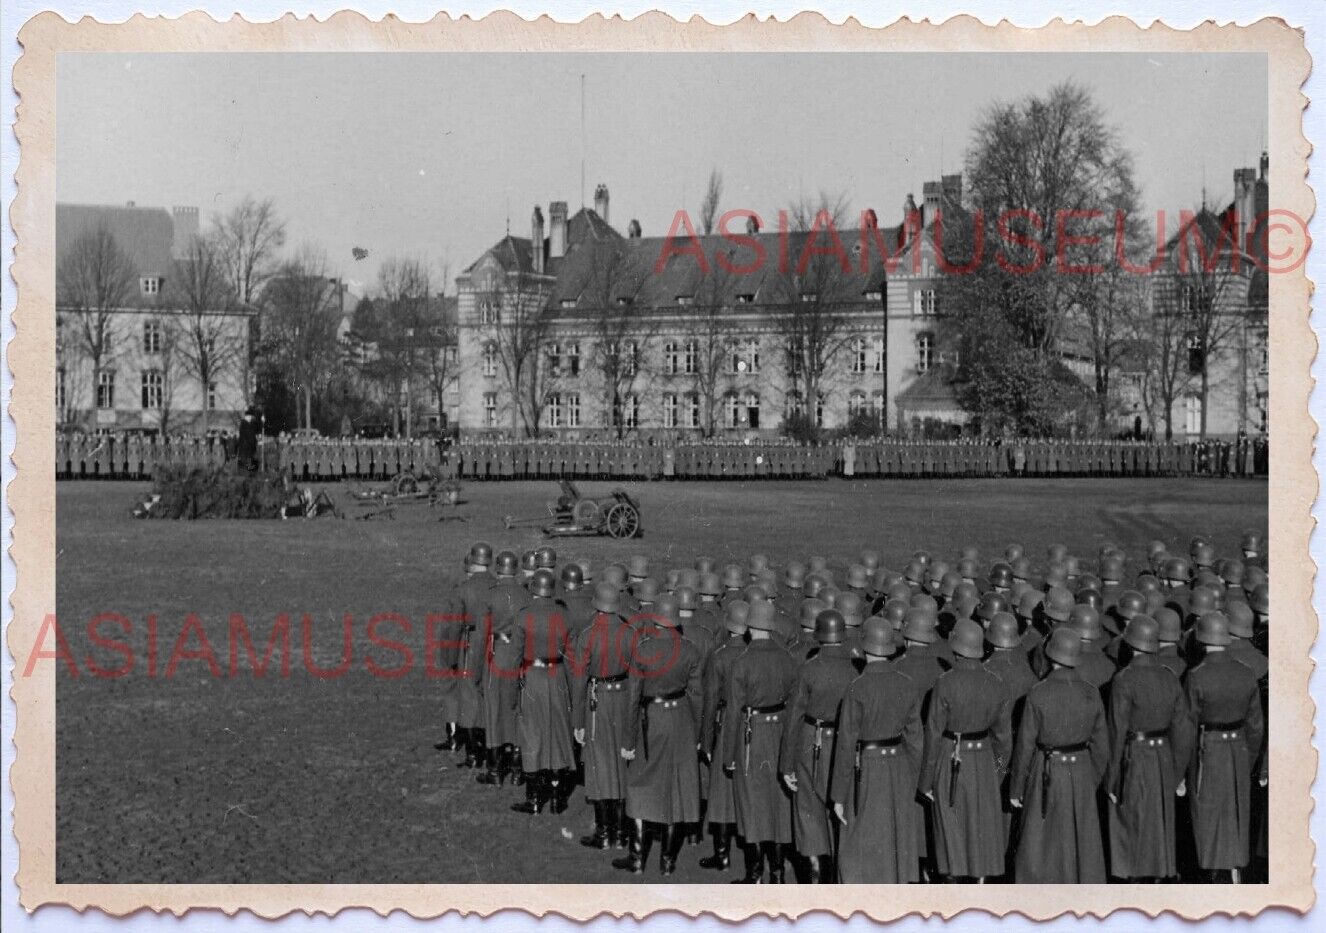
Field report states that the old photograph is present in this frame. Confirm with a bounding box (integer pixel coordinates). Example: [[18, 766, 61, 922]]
[[7, 12, 1314, 920]]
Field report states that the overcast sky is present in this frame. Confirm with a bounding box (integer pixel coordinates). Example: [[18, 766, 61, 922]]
[[57, 52, 1267, 292]]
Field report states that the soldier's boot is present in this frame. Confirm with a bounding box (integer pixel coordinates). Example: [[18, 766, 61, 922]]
[[610, 800, 629, 849], [820, 855, 837, 883], [475, 747, 501, 784], [612, 820, 651, 873], [434, 723, 458, 751], [731, 843, 763, 884], [762, 842, 785, 884], [806, 855, 822, 884], [459, 729, 485, 769], [509, 746, 525, 786], [1230, 868, 1243, 885], [510, 772, 545, 814], [579, 801, 610, 849], [550, 769, 574, 813], [690, 801, 708, 845], [698, 824, 732, 871], [660, 823, 684, 877]]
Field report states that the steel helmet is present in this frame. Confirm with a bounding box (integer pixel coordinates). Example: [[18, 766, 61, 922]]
[[535, 546, 557, 569], [1147, 539, 1169, 558], [674, 585, 699, 612], [861, 616, 896, 658], [575, 558, 593, 583], [724, 600, 751, 635], [1115, 590, 1146, 622], [664, 568, 682, 592], [593, 581, 621, 614], [628, 555, 650, 580], [954, 581, 981, 604], [1135, 573, 1161, 594], [632, 577, 660, 605], [744, 583, 770, 603], [836, 592, 865, 628], [1098, 555, 1124, 583], [1194, 611, 1232, 646], [1240, 531, 1263, 555], [1014, 589, 1043, 620], [1043, 585, 1075, 624], [559, 563, 584, 591], [985, 612, 1022, 649], [1077, 589, 1104, 613], [820, 586, 843, 608], [961, 545, 981, 562], [1065, 555, 1082, 578], [957, 558, 979, 581], [1044, 626, 1082, 667], [927, 560, 952, 586], [1010, 556, 1032, 582], [1220, 559, 1246, 587], [1193, 569, 1222, 591], [976, 592, 1010, 623], [808, 555, 829, 574], [1226, 601, 1255, 638], [1191, 541, 1217, 569], [859, 549, 881, 572], [1047, 543, 1069, 562], [1043, 563, 1069, 590], [679, 568, 702, 591], [949, 618, 986, 660], [530, 568, 557, 599], [1123, 614, 1160, 654], [467, 541, 494, 568], [885, 582, 913, 604], [495, 550, 519, 578], [722, 564, 745, 590], [698, 572, 723, 597], [1153, 607, 1183, 644], [604, 563, 628, 588], [912, 549, 933, 567], [1069, 604, 1104, 642], [904, 560, 927, 585], [938, 571, 963, 598], [748, 553, 770, 577], [1161, 557, 1192, 584], [988, 563, 1013, 589], [1250, 582, 1269, 615], [799, 597, 829, 629], [783, 561, 808, 589], [1076, 573, 1103, 595], [521, 550, 539, 574], [1242, 565, 1268, 594], [803, 574, 829, 599], [651, 594, 681, 628], [1004, 543, 1025, 563], [882, 598, 910, 629], [909, 593, 938, 614], [695, 555, 717, 575], [846, 564, 871, 591], [814, 609, 847, 645], [1187, 586, 1219, 619], [747, 600, 777, 632], [901, 606, 939, 644], [874, 569, 905, 594]]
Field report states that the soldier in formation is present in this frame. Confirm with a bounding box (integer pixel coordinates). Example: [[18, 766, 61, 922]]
[[439, 531, 1268, 883]]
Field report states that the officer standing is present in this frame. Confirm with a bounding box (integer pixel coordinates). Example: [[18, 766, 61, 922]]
[[615, 595, 705, 876], [780, 608, 859, 882], [721, 600, 800, 883], [698, 601, 751, 872], [1105, 615, 1193, 881], [445, 543, 495, 762], [1009, 627, 1110, 882], [920, 619, 1013, 882], [830, 617, 925, 883], [556, 563, 595, 637], [572, 582, 635, 851], [477, 551, 528, 786], [512, 569, 576, 815], [1183, 612, 1266, 883]]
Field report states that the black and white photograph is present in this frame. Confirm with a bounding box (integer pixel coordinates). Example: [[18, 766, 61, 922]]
[[9, 13, 1313, 917]]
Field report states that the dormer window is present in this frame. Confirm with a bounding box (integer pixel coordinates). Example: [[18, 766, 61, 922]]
[[800, 292, 817, 302], [676, 295, 694, 306], [140, 276, 162, 296], [863, 289, 883, 301], [560, 298, 578, 309], [736, 293, 755, 304], [617, 296, 634, 307]]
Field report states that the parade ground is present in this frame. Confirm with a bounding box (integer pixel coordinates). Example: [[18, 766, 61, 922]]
[[52, 477, 1268, 883]]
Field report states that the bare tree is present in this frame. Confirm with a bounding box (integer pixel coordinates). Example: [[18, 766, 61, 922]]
[[1071, 266, 1147, 432], [422, 261, 461, 432], [169, 232, 244, 432], [690, 256, 737, 436], [143, 314, 184, 435], [482, 271, 550, 436], [361, 257, 434, 436], [57, 222, 137, 418], [262, 247, 344, 431], [699, 168, 724, 236], [215, 196, 287, 307], [1130, 277, 1191, 441]]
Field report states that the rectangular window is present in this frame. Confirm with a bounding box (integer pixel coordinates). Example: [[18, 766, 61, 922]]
[[726, 394, 741, 429], [483, 392, 497, 427], [140, 276, 161, 296], [482, 343, 498, 377], [915, 289, 937, 316], [675, 295, 694, 306], [873, 337, 885, 373], [96, 370, 115, 409], [141, 370, 163, 410], [851, 337, 867, 374], [815, 392, 825, 427], [664, 340, 679, 376], [143, 320, 163, 354], [547, 393, 562, 428], [684, 340, 697, 375], [567, 342, 581, 376], [548, 342, 562, 377], [624, 341, 638, 377], [688, 395, 701, 428], [616, 394, 639, 429], [917, 334, 934, 374], [479, 299, 499, 326], [206, 382, 218, 411], [730, 339, 760, 375], [567, 393, 581, 428], [663, 393, 678, 428]]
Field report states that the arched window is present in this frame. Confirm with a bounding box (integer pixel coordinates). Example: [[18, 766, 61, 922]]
[[916, 333, 934, 373], [482, 342, 498, 377]]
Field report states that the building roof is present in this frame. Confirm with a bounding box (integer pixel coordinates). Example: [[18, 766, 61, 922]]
[[895, 362, 960, 405], [57, 202, 177, 287]]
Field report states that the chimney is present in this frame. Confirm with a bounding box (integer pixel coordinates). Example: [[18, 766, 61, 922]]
[[593, 183, 610, 224], [531, 206, 545, 273], [921, 181, 942, 229], [1234, 167, 1257, 254], [901, 193, 919, 248], [1260, 150, 1269, 181], [549, 201, 568, 258], [171, 205, 200, 259], [627, 218, 642, 238]]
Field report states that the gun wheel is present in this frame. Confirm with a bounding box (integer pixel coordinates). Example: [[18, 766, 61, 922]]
[[605, 502, 640, 539]]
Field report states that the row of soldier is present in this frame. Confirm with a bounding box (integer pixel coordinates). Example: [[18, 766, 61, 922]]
[[435, 534, 1269, 883]]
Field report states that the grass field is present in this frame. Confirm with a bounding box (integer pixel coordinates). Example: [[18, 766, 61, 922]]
[[52, 476, 1267, 883]]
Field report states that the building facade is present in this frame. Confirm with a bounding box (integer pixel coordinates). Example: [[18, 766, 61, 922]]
[[56, 202, 253, 434]]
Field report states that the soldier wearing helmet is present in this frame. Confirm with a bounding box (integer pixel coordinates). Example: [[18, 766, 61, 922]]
[[779, 608, 858, 883], [571, 581, 636, 853], [535, 546, 557, 570], [1009, 626, 1109, 882], [791, 598, 829, 662], [1152, 607, 1187, 679], [1183, 612, 1266, 882], [476, 550, 530, 787], [1065, 605, 1113, 689], [511, 568, 576, 816], [1104, 614, 1193, 881], [719, 599, 800, 884], [894, 606, 949, 714], [443, 542, 497, 766], [698, 601, 752, 873], [920, 618, 1012, 882], [987, 562, 1014, 595], [831, 616, 925, 882], [983, 612, 1037, 724], [690, 573, 725, 641], [520, 549, 539, 580], [557, 563, 595, 638], [720, 563, 746, 603]]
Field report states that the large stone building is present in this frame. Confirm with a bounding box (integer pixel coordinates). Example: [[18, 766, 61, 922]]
[[56, 202, 253, 434]]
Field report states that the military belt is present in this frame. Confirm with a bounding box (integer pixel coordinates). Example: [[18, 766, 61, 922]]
[[1200, 719, 1245, 733], [942, 728, 989, 743], [804, 714, 838, 729], [644, 688, 688, 705], [741, 702, 785, 774], [1037, 741, 1090, 818], [526, 657, 555, 668], [589, 671, 629, 685], [853, 735, 905, 812], [743, 702, 786, 716], [1126, 729, 1169, 742], [856, 736, 904, 751]]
